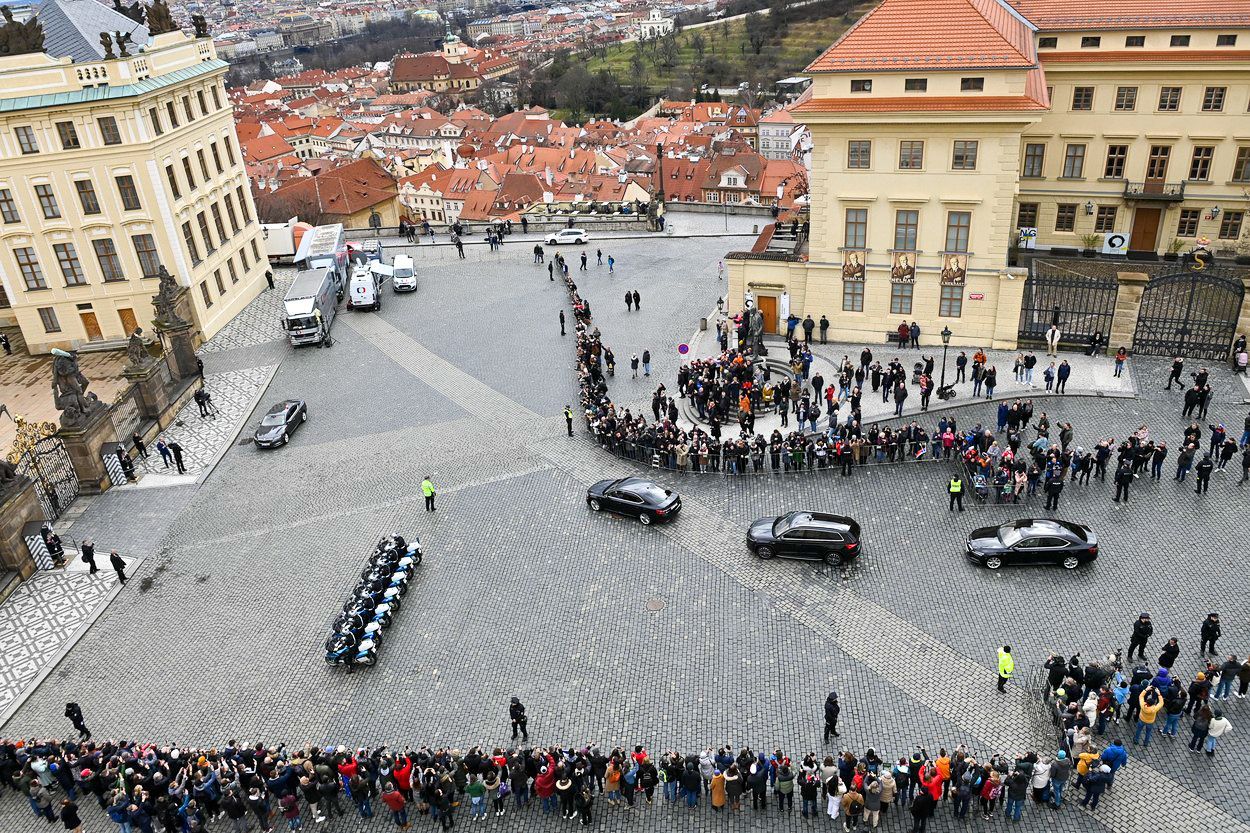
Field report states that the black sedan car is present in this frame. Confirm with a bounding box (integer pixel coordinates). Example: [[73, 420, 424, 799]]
[[966, 518, 1098, 570], [253, 399, 307, 448], [586, 477, 680, 525], [747, 511, 862, 564]]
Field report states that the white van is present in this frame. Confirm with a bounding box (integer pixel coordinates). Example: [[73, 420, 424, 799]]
[[392, 255, 417, 292], [347, 264, 385, 311]]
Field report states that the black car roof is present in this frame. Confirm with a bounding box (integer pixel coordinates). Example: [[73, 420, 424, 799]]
[[1008, 519, 1076, 535], [789, 511, 857, 531]]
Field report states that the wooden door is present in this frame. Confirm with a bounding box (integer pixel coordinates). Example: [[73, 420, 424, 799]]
[[79, 312, 102, 341], [1129, 208, 1161, 252], [118, 308, 138, 336], [757, 294, 778, 334]]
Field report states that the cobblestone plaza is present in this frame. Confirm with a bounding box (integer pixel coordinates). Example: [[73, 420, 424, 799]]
[[3, 224, 1249, 832]]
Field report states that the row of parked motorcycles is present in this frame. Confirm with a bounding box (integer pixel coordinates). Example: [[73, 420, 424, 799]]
[[324, 535, 422, 671]]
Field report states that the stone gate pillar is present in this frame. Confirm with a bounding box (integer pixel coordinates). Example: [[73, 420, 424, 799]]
[[1110, 272, 1150, 354], [1234, 276, 1250, 348]]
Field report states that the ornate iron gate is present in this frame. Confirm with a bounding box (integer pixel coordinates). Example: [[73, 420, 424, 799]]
[[10, 430, 79, 521], [1133, 269, 1245, 359], [1019, 260, 1119, 346]]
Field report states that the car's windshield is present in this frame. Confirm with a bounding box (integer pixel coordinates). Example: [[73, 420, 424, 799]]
[[287, 316, 316, 331], [775, 512, 812, 535], [998, 526, 1027, 546], [261, 413, 287, 427]]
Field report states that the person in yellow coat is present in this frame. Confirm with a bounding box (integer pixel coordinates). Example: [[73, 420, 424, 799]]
[[997, 645, 1014, 693], [710, 770, 727, 812]]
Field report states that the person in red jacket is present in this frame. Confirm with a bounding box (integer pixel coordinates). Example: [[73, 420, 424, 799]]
[[534, 757, 558, 814], [393, 754, 414, 801], [920, 763, 943, 802], [381, 785, 409, 830]]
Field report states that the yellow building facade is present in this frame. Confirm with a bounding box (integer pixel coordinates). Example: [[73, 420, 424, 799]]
[[728, 0, 1250, 350], [0, 4, 267, 354]]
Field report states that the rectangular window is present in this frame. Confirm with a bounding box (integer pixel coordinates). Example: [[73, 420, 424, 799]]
[[227, 258, 239, 284], [0, 188, 19, 223], [850, 79, 872, 93], [214, 269, 226, 295], [1080, 36, 1101, 48], [55, 121, 80, 150], [844, 208, 867, 248], [34, 184, 60, 219], [1055, 204, 1077, 232], [250, 238, 259, 260], [1170, 34, 1190, 47], [1016, 202, 1039, 228], [238, 247, 249, 271], [211, 203, 228, 242], [197, 211, 215, 254], [952, 140, 978, 170], [945, 211, 971, 252], [904, 78, 927, 92], [14, 247, 45, 289], [960, 77, 984, 91], [1114, 87, 1137, 111], [894, 209, 918, 250], [1104, 145, 1128, 178], [164, 164, 181, 200], [183, 96, 195, 124], [224, 194, 240, 235], [1146, 145, 1171, 180], [1189, 146, 1214, 181], [1038, 36, 1057, 48], [1158, 87, 1182, 111], [1095, 206, 1118, 233], [198, 149, 211, 182], [200, 281, 212, 308], [842, 280, 864, 312], [847, 140, 872, 169], [1219, 210, 1244, 239], [182, 221, 201, 265], [1234, 147, 1250, 182], [889, 282, 913, 315], [93, 238, 125, 282], [53, 243, 86, 286], [939, 285, 962, 318], [210, 141, 223, 174], [15, 125, 39, 154], [898, 140, 924, 169], [182, 157, 196, 190], [1125, 35, 1145, 47], [1217, 34, 1238, 47], [149, 107, 163, 136], [74, 180, 101, 215], [1062, 143, 1086, 178], [132, 233, 161, 277], [211, 85, 222, 110], [1071, 86, 1094, 110], [98, 116, 122, 145], [1202, 87, 1226, 112], [1176, 209, 1201, 237], [224, 139, 237, 167], [1022, 143, 1045, 177], [115, 175, 141, 211], [237, 187, 252, 224], [166, 101, 179, 129], [38, 307, 60, 333], [197, 90, 208, 116]]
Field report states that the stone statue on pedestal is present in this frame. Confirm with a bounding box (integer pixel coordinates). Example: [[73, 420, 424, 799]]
[[747, 305, 767, 357], [152, 266, 188, 328], [124, 328, 153, 372], [51, 349, 105, 429], [144, 0, 177, 35]]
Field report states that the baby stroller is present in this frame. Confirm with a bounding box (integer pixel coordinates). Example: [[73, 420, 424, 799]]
[[911, 362, 923, 384], [972, 473, 990, 502]]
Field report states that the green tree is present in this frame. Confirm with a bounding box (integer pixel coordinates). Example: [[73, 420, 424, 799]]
[[690, 31, 706, 60], [556, 63, 595, 120]]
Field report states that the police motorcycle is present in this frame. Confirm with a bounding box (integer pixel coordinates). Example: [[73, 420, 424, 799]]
[[324, 534, 422, 670]]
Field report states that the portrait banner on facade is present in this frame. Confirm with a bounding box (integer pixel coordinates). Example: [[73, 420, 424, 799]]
[[841, 249, 866, 281], [940, 253, 967, 286], [890, 251, 916, 283]]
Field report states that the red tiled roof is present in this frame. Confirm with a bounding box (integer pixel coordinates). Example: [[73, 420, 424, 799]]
[[1040, 49, 1250, 63], [793, 95, 1049, 113], [807, 0, 1037, 72], [262, 157, 397, 218], [242, 134, 297, 163], [392, 55, 453, 82], [1008, 0, 1250, 30]]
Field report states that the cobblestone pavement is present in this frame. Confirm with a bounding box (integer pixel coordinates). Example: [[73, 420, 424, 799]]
[[3, 233, 1250, 833]]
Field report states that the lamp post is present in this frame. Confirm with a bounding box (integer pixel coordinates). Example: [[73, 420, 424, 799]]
[[939, 326, 952, 396]]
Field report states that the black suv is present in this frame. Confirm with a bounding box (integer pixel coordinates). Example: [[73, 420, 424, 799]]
[[747, 511, 862, 564]]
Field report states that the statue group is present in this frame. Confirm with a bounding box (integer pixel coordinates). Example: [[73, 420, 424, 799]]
[[51, 349, 106, 429]]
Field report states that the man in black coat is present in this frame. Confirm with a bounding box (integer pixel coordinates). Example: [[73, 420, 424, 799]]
[[509, 696, 529, 741], [1112, 462, 1133, 503], [823, 691, 840, 742], [64, 702, 89, 740], [1200, 613, 1221, 655], [1128, 613, 1153, 661]]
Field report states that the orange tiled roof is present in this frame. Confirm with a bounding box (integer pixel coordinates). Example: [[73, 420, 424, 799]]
[[807, 0, 1037, 72], [793, 95, 1049, 113], [1040, 49, 1250, 63], [1008, 0, 1250, 30]]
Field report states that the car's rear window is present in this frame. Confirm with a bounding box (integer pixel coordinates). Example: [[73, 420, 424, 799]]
[[635, 484, 669, 502]]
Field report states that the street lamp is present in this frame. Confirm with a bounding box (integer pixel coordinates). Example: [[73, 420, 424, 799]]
[[939, 326, 953, 398]]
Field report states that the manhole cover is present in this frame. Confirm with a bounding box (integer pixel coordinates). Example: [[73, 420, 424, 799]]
[[645, 596, 666, 612], [237, 437, 255, 446]]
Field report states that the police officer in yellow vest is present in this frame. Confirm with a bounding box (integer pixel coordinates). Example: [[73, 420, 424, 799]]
[[949, 474, 964, 512], [564, 405, 574, 437], [997, 645, 1014, 693]]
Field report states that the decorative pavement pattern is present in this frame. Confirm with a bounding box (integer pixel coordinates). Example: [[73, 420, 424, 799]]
[[196, 274, 292, 354]]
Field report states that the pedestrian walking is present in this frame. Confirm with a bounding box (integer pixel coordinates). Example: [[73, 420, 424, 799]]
[[625, 291, 633, 311], [580, 252, 588, 271], [632, 289, 640, 309], [630, 354, 639, 378], [265, 270, 276, 290], [1166, 356, 1185, 389], [64, 702, 89, 740], [948, 474, 964, 511], [455, 238, 464, 259], [168, 441, 186, 474], [559, 310, 566, 336], [131, 432, 148, 458], [642, 349, 651, 377], [533, 244, 543, 264], [156, 440, 172, 469], [596, 249, 602, 266], [109, 550, 127, 585], [80, 537, 97, 574], [997, 646, 1014, 693], [564, 406, 574, 437], [0, 333, 11, 355], [548, 262, 554, 281], [510, 697, 528, 741], [422, 476, 436, 512], [1200, 613, 1221, 655], [608, 256, 615, 273], [823, 690, 840, 742]]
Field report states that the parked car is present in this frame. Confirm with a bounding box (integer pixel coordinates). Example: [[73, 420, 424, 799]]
[[966, 518, 1098, 570], [747, 511, 862, 564], [253, 399, 308, 448], [545, 228, 589, 245], [586, 477, 680, 525]]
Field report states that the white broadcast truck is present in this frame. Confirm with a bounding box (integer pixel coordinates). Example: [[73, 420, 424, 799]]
[[282, 267, 338, 346]]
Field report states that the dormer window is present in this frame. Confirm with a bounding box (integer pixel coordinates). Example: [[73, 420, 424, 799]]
[[960, 77, 984, 92], [1125, 35, 1145, 47], [1170, 34, 1190, 47], [1038, 37, 1057, 48], [1080, 36, 1100, 48], [850, 79, 872, 93]]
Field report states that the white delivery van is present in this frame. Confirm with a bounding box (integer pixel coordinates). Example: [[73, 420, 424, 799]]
[[392, 255, 417, 292], [346, 264, 385, 311]]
